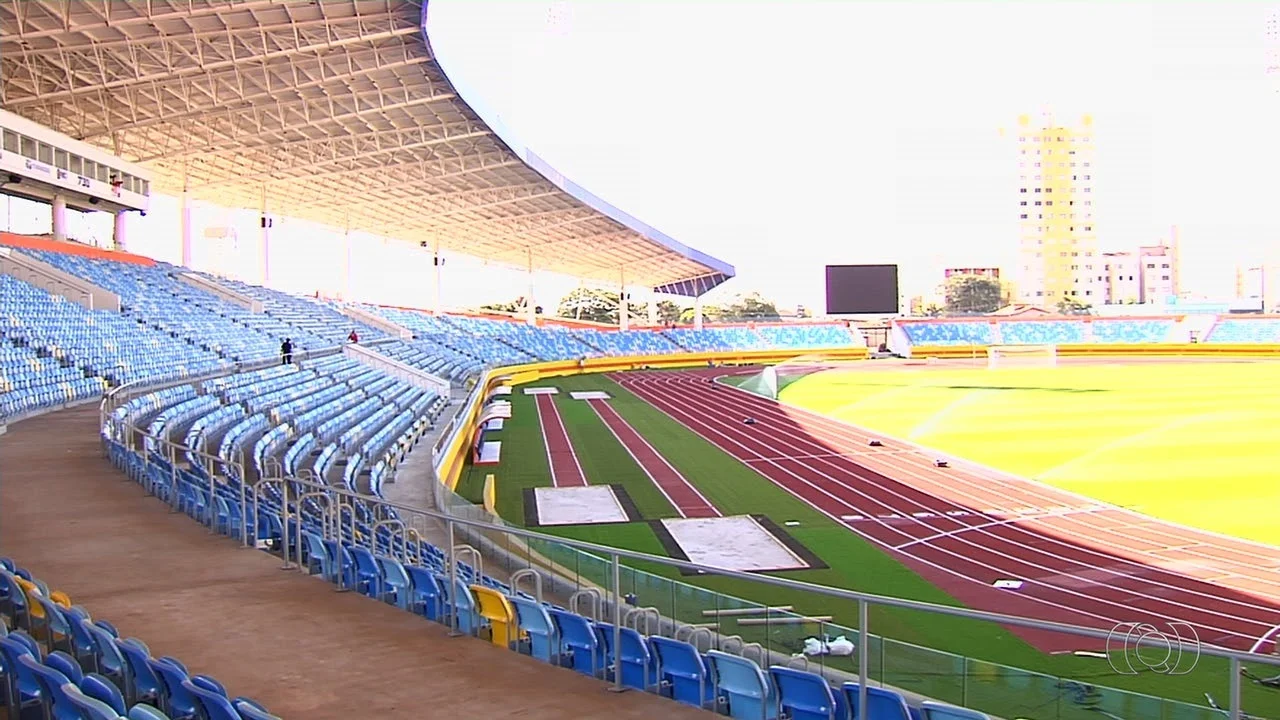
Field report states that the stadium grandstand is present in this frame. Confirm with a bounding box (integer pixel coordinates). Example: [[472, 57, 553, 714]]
[[2, 2, 1279, 720]]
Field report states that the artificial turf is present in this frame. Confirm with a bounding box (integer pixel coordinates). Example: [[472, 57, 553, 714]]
[[763, 360, 1280, 546], [452, 371, 1277, 718]]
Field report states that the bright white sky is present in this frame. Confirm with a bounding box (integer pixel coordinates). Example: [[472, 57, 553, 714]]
[[4, 0, 1280, 313]]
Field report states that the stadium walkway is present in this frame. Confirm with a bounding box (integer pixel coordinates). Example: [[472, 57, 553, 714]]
[[0, 406, 712, 719]]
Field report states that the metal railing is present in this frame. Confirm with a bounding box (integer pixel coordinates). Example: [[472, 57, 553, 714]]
[[99, 395, 1280, 720]]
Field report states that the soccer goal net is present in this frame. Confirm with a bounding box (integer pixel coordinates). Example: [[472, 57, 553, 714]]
[[986, 344, 1058, 369], [736, 353, 854, 400]]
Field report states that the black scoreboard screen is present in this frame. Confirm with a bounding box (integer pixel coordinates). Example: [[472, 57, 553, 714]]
[[824, 264, 900, 315]]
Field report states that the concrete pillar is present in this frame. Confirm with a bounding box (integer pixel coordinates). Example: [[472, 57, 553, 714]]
[[648, 291, 659, 326], [112, 211, 127, 252], [51, 194, 67, 241], [694, 295, 704, 330], [180, 190, 193, 267], [618, 267, 629, 331]]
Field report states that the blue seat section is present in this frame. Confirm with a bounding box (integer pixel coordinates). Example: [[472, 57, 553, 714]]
[[1089, 319, 1172, 343], [573, 329, 684, 356], [16, 250, 326, 361], [663, 327, 772, 352], [756, 324, 860, 349], [901, 322, 994, 346], [0, 557, 276, 719], [996, 321, 1085, 345], [200, 274, 384, 345], [1206, 318, 1280, 343]]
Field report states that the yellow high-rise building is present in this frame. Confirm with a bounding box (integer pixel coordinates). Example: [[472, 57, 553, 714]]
[[1011, 113, 1100, 308]]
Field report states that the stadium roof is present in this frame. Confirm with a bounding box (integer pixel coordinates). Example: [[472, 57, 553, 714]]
[[0, 0, 733, 296]]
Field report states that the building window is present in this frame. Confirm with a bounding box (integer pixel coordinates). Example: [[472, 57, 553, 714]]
[[1085, 290, 1092, 296], [1084, 226, 1092, 231], [1020, 214, 1028, 219], [1020, 188, 1027, 193], [1146, 263, 1156, 269], [1161, 263, 1169, 268], [1162, 275, 1170, 281], [1036, 291, 1044, 297], [1020, 200, 1027, 206]]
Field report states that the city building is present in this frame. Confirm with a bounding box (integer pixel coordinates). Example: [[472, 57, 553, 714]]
[[1010, 112, 1099, 308], [944, 267, 1000, 280], [1097, 228, 1180, 305]]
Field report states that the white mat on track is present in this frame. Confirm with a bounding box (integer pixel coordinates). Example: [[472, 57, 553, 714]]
[[534, 486, 629, 525], [523, 387, 559, 395], [570, 391, 611, 400], [483, 418, 504, 431], [661, 516, 809, 572], [493, 386, 513, 395]]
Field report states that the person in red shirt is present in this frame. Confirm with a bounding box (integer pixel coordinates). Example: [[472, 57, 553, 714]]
[[347, 329, 359, 344]]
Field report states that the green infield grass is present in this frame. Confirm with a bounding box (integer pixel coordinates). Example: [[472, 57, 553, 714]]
[[754, 360, 1280, 546]]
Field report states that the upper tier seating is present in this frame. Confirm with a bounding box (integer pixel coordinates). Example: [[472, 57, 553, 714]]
[[901, 322, 994, 346], [105, 373, 991, 720], [201, 275, 385, 346], [996, 321, 1086, 345], [755, 324, 859, 349], [1206, 318, 1280, 344], [0, 555, 280, 719], [573, 330, 684, 356], [1089, 319, 1173, 344], [664, 327, 772, 352]]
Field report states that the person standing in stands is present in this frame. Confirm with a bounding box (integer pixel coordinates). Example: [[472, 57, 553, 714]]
[[348, 329, 359, 344], [281, 338, 293, 365]]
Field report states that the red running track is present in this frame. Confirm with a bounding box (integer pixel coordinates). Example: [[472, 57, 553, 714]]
[[586, 399, 721, 519], [534, 394, 588, 487], [612, 369, 1280, 653]]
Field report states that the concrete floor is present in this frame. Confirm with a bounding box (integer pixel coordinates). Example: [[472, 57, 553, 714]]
[[0, 405, 713, 719]]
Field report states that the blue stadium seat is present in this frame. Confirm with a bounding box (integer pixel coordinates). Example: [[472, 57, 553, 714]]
[[706, 649, 778, 720], [648, 635, 715, 709], [768, 665, 845, 720], [919, 700, 990, 719], [841, 682, 919, 719]]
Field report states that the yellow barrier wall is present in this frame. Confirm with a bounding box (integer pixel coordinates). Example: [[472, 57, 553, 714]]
[[483, 474, 496, 514]]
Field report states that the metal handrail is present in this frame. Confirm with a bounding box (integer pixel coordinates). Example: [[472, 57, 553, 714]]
[[569, 588, 602, 622], [510, 569, 543, 604]]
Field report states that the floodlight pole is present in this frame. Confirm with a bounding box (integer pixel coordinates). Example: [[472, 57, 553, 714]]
[[180, 161, 193, 267], [693, 295, 704, 330], [259, 185, 271, 287]]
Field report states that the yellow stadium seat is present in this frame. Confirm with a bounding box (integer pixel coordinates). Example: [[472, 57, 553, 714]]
[[49, 590, 72, 608], [469, 585, 519, 648]]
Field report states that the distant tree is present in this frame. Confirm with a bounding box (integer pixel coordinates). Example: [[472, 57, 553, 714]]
[[479, 300, 519, 314], [679, 304, 721, 324], [944, 276, 1003, 314], [556, 288, 641, 325], [923, 303, 945, 317], [480, 297, 540, 315], [655, 300, 682, 325], [720, 292, 781, 321], [1056, 297, 1093, 315]]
